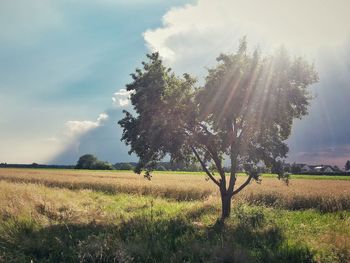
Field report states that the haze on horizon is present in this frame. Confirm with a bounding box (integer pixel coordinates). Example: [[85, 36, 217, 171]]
[[0, 0, 349, 168]]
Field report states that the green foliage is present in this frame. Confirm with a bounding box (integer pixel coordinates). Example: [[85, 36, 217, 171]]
[[114, 162, 135, 170], [75, 154, 113, 170], [118, 53, 197, 175], [76, 154, 98, 169]]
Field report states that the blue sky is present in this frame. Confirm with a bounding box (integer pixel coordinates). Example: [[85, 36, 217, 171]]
[[1, 0, 350, 167], [0, 0, 192, 163]]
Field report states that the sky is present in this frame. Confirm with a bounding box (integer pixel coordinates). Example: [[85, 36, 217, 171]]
[[1, 0, 349, 168]]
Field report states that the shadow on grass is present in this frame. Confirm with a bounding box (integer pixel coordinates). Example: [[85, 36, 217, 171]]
[[0, 209, 315, 263]]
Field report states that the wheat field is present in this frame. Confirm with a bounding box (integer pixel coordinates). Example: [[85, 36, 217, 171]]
[[0, 168, 350, 211], [1, 168, 350, 262]]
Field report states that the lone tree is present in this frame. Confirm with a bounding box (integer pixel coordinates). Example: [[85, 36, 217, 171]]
[[119, 39, 318, 219]]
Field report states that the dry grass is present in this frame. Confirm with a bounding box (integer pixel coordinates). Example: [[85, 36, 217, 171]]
[[0, 180, 105, 225], [0, 179, 205, 228], [0, 168, 350, 211]]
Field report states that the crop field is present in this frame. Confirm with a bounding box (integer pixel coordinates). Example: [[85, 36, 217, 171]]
[[0, 168, 350, 262]]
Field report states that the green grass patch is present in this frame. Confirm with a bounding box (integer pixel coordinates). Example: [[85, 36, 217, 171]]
[[1, 186, 349, 263]]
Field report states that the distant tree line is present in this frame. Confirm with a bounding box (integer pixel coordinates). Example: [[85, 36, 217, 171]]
[[2, 157, 350, 175], [114, 161, 202, 171], [0, 163, 75, 169]]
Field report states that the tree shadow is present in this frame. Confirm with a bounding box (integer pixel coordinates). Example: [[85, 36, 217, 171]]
[[0, 211, 315, 263]]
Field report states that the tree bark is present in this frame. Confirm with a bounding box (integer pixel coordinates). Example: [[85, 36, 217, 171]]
[[221, 191, 232, 220]]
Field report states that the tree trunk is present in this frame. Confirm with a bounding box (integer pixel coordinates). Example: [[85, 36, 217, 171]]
[[221, 191, 232, 220]]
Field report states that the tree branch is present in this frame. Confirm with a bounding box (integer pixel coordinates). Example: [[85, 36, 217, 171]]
[[191, 146, 220, 187], [197, 123, 226, 185], [231, 175, 253, 196], [199, 123, 214, 136], [228, 119, 238, 194], [201, 145, 226, 185]]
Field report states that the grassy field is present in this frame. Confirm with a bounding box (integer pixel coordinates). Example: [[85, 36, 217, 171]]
[[0, 168, 349, 262]]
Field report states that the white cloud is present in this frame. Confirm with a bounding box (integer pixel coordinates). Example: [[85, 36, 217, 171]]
[[65, 113, 109, 137], [112, 89, 133, 107], [65, 120, 99, 135], [144, 0, 350, 74], [97, 112, 109, 122]]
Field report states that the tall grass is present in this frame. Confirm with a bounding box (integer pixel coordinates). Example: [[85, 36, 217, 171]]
[[0, 180, 349, 262], [241, 191, 350, 212], [1, 168, 350, 212]]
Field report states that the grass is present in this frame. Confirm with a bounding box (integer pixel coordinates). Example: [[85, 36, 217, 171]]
[[261, 173, 350, 181], [0, 168, 349, 262]]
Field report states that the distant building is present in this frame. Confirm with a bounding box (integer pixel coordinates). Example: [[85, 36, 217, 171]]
[[301, 164, 312, 173], [288, 163, 337, 174], [309, 165, 335, 173]]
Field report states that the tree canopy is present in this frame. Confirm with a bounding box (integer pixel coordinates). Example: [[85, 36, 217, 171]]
[[75, 154, 113, 170], [119, 39, 318, 219]]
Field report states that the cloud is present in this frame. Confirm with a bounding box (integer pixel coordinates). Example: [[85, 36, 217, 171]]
[[142, 0, 350, 166], [0, 0, 192, 165], [51, 108, 136, 165], [144, 0, 350, 74], [42, 137, 59, 143], [97, 112, 109, 122], [65, 113, 109, 137], [112, 89, 133, 107]]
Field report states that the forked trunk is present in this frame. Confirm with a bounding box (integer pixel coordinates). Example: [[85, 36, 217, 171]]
[[221, 192, 232, 220]]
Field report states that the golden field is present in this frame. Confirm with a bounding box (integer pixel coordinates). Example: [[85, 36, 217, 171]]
[[1, 168, 350, 262], [0, 168, 350, 212]]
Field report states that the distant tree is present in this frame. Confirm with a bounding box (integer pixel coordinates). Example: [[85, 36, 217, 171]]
[[93, 161, 113, 170], [116, 163, 134, 170], [76, 154, 98, 169], [345, 160, 350, 171], [291, 163, 302, 174], [76, 154, 113, 170], [119, 39, 318, 219]]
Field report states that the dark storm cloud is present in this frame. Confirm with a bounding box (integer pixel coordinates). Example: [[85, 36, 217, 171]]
[[287, 45, 350, 166], [51, 108, 135, 165]]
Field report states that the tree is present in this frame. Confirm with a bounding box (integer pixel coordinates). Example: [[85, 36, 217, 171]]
[[119, 39, 318, 219], [76, 154, 98, 169], [75, 154, 113, 170], [345, 160, 350, 171], [93, 161, 113, 170]]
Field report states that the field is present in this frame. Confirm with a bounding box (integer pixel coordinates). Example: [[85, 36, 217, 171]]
[[0, 168, 349, 262]]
